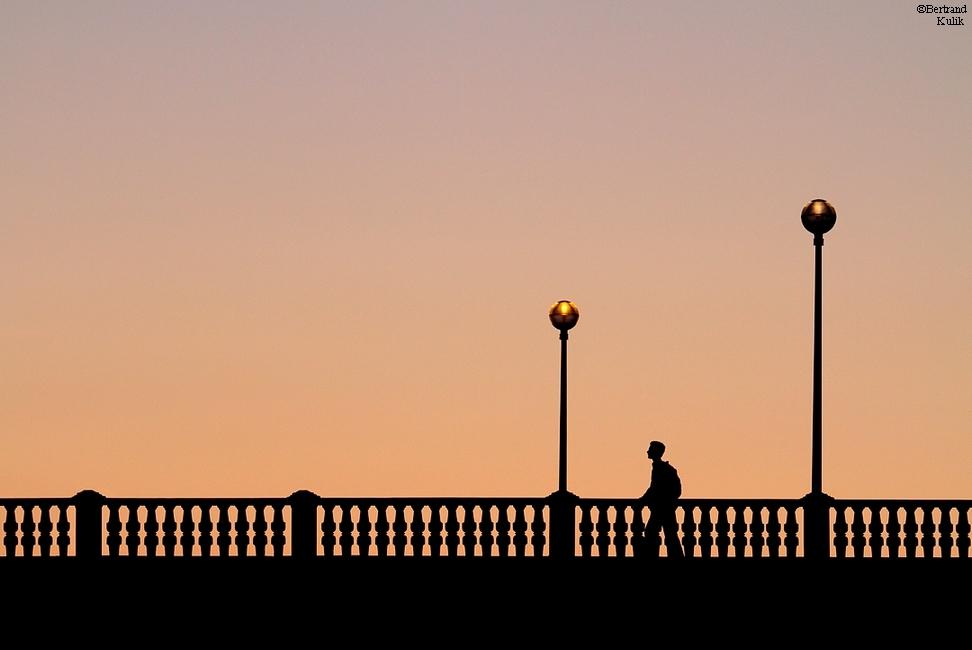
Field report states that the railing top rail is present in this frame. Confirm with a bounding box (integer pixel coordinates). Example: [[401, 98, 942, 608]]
[[579, 497, 971, 507], [96, 496, 551, 508], [578, 497, 804, 507], [3, 495, 968, 508], [102, 497, 289, 507], [0, 498, 75, 507], [830, 499, 972, 507], [317, 497, 549, 506]]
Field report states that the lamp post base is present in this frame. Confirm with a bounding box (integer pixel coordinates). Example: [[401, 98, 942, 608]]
[[547, 489, 579, 559], [802, 491, 835, 560]]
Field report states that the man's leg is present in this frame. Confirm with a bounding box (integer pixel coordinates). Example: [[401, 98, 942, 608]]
[[663, 510, 684, 558], [643, 514, 662, 558]]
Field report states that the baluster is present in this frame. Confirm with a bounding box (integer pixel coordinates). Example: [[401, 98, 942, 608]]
[[38, 505, 54, 557], [921, 505, 937, 559], [106, 504, 122, 557], [938, 507, 954, 559], [252, 505, 268, 558], [409, 504, 426, 557], [851, 506, 868, 559], [337, 505, 354, 557], [125, 505, 142, 557], [198, 506, 214, 558], [21, 506, 36, 558], [680, 506, 698, 559], [320, 504, 336, 557], [444, 505, 460, 558], [885, 507, 902, 559], [461, 504, 478, 557], [578, 503, 594, 558], [919, 506, 936, 559], [215, 505, 231, 557], [144, 505, 159, 558], [833, 507, 848, 559], [731, 506, 748, 558], [269, 504, 286, 557], [631, 504, 645, 559], [428, 505, 444, 558], [480, 505, 494, 558], [56, 505, 71, 557], [749, 507, 764, 559], [955, 507, 970, 559], [612, 505, 629, 558], [765, 507, 781, 558], [392, 504, 408, 557], [235, 504, 250, 557], [512, 504, 528, 558], [530, 504, 546, 557], [374, 505, 390, 557], [180, 505, 196, 557], [698, 507, 714, 559], [265, 502, 287, 558], [2, 506, 17, 557], [595, 505, 612, 557], [903, 507, 918, 559], [782, 506, 799, 558], [494, 504, 510, 558], [356, 505, 373, 557], [867, 506, 884, 559], [162, 505, 177, 557], [715, 506, 730, 558]]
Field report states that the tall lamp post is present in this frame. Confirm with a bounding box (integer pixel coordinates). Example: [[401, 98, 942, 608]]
[[801, 198, 836, 558], [549, 300, 579, 493], [548, 300, 579, 559]]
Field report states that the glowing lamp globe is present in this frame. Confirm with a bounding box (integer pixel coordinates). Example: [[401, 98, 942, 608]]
[[549, 300, 580, 331], [801, 199, 837, 235]]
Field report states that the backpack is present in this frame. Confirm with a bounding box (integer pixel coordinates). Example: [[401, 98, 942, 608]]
[[658, 461, 682, 500]]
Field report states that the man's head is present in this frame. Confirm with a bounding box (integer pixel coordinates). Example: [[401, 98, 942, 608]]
[[647, 440, 666, 460]]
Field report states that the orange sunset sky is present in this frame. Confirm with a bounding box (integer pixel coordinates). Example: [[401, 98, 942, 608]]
[[2, 2, 969, 498]]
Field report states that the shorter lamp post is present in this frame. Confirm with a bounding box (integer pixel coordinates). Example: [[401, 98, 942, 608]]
[[801, 198, 837, 559], [548, 300, 580, 559]]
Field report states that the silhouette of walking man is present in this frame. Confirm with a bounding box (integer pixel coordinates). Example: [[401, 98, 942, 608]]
[[640, 440, 684, 558]]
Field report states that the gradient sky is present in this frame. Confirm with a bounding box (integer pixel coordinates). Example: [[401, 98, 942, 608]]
[[2, 2, 969, 498]]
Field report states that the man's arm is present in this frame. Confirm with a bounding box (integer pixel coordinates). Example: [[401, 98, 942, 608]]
[[640, 464, 657, 500]]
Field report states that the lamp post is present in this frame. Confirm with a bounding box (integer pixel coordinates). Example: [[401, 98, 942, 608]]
[[548, 300, 579, 559], [801, 199, 836, 559], [549, 300, 579, 493], [801, 199, 836, 496]]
